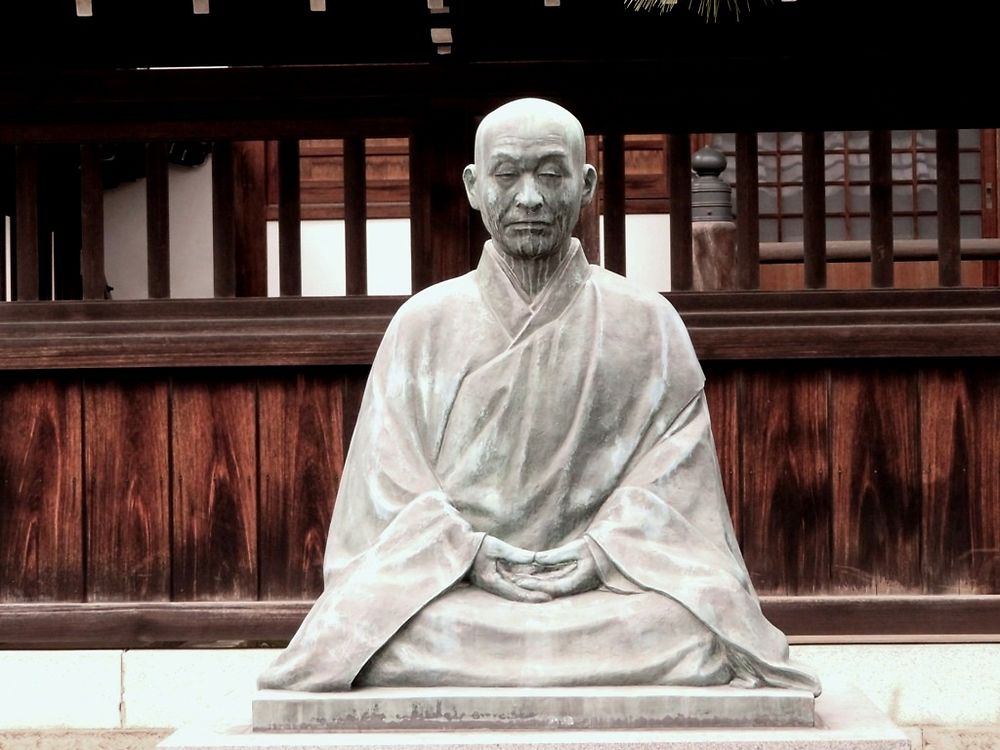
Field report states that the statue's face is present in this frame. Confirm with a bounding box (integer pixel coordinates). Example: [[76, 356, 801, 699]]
[[466, 109, 596, 260]]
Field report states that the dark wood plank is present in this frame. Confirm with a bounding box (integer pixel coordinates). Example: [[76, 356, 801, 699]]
[[212, 141, 236, 298], [802, 131, 826, 289], [669, 133, 693, 290], [341, 366, 370, 454], [734, 132, 760, 290], [0, 601, 308, 648], [602, 131, 626, 275], [277, 139, 302, 296], [84, 378, 170, 601], [258, 373, 343, 600], [577, 135, 602, 264], [170, 377, 257, 600], [703, 365, 740, 537], [146, 142, 171, 299], [921, 366, 1000, 593], [762, 595, 1000, 641], [869, 129, 894, 288], [0, 376, 83, 601], [233, 141, 268, 298], [740, 366, 831, 594], [831, 368, 921, 593], [15, 145, 39, 301], [80, 144, 107, 300], [936, 128, 961, 287], [343, 136, 368, 295]]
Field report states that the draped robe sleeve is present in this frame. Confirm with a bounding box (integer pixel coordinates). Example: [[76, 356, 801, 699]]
[[258, 240, 820, 696]]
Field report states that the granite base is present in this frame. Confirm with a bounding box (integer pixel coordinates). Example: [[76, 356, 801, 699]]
[[160, 681, 907, 750]]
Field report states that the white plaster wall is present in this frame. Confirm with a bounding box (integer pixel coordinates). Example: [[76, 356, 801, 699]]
[[103, 158, 215, 300], [101, 174, 670, 300], [624, 213, 672, 293], [2, 645, 999, 731], [264, 218, 412, 297]]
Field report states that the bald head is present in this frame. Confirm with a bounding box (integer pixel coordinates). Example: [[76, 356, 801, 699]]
[[474, 98, 587, 171], [464, 98, 597, 261]]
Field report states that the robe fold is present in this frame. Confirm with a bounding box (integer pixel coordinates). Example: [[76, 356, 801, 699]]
[[258, 239, 821, 696]]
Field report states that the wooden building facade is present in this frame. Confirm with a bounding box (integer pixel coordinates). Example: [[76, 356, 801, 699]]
[[0, 0, 998, 648]]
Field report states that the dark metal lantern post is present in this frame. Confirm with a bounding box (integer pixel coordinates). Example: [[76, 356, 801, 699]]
[[690, 146, 737, 289]]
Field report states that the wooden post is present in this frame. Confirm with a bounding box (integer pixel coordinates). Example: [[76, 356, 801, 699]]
[[343, 136, 368, 296], [80, 145, 107, 300], [669, 133, 693, 291], [212, 141, 236, 298], [936, 128, 961, 287], [802, 131, 827, 289], [602, 132, 626, 275], [277, 139, 301, 296], [146, 142, 170, 298], [869, 129, 894, 288], [409, 111, 474, 293], [735, 132, 760, 290], [233, 141, 268, 298], [15, 145, 39, 301], [577, 135, 602, 264]]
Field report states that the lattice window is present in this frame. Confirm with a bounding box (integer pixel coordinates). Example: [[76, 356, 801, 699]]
[[710, 130, 986, 242]]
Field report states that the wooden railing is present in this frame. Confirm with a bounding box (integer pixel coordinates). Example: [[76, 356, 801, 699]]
[[4, 130, 998, 305], [1, 64, 999, 649]]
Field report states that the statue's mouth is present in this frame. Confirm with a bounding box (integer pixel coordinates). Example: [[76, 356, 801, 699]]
[[507, 221, 551, 231]]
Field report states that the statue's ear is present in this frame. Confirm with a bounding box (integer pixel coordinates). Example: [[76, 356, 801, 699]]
[[463, 165, 481, 210], [580, 163, 598, 207]]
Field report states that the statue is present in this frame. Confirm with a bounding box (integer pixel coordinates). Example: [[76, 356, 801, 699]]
[[258, 98, 820, 696]]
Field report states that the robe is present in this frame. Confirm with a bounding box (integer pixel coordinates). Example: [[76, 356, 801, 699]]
[[258, 239, 821, 696]]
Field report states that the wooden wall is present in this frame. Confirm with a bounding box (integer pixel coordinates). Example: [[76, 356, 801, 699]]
[[2, 359, 997, 615]]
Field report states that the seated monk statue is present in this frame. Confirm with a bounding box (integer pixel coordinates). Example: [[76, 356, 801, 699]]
[[258, 98, 820, 695]]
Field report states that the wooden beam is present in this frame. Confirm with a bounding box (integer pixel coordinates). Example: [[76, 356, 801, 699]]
[[15, 145, 39, 301], [146, 142, 170, 299], [278, 140, 302, 296], [1, 596, 998, 648], [343, 136, 368, 295], [734, 132, 760, 290], [936, 128, 961, 287], [0, 290, 997, 369], [80, 145, 107, 300], [669, 133, 693, 291], [760, 238, 1000, 263], [869, 129, 894, 288], [602, 132, 626, 275], [802, 131, 826, 289]]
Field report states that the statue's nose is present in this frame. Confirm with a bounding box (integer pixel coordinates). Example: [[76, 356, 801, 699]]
[[514, 177, 543, 210]]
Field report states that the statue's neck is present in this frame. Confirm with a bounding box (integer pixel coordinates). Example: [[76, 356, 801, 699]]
[[494, 243, 572, 303]]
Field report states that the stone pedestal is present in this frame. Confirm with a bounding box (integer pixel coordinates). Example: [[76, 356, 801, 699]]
[[159, 681, 908, 750], [692, 221, 737, 291], [253, 685, 814, 732]]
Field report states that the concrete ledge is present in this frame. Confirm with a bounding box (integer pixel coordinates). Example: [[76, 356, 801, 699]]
[[0, 729, 171, 750], [252, 685, 815, 731], [162, 681, 906, 750]]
